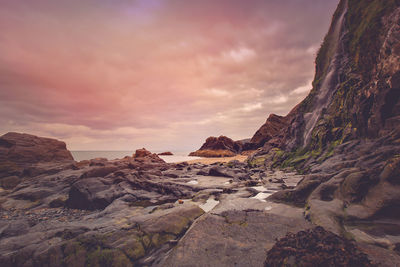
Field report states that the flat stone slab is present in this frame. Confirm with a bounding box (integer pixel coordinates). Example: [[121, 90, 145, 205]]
[[155, 199, 311, 267]]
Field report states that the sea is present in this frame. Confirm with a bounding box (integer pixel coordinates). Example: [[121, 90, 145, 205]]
[[70, 151, 200, 163]]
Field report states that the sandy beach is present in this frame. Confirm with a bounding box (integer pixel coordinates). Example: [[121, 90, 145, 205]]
[[184, 154, 248, 164]]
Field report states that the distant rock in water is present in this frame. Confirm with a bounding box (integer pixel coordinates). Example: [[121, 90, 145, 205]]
[[158, 151, 173, 156], [189, 135, 243, 157], [133, 148, 165, 163], [0, 132, 74, 165]]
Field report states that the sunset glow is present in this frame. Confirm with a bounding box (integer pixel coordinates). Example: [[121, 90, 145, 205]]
[[0, 0, 338, 150]]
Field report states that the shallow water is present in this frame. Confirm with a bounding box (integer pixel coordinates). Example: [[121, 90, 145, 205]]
[[199, 198, 220, 212], [345, 220, 400, 237], [251, 192, 272, 202], [251, 186, 269, 192], [71, 151, 200, 163]]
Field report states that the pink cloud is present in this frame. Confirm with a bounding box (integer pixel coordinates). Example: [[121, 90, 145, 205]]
[[0, 0, 339, 150]]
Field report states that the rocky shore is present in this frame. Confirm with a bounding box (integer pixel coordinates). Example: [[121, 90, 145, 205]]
[[0, 132, 311, 267], [1, 132, 397, 266]]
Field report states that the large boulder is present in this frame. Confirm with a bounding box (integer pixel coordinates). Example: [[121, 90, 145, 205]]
[[0, 132, 74, 165], [133, 148, 165, 163], [66, 177, 124, 210]]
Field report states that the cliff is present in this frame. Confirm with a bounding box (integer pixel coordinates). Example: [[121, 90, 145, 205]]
[[253, 0, 400, 256], [251, 0, 400, 168]]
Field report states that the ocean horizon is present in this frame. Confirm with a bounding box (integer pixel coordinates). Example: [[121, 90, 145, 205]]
[[71, 151, 201, 163]]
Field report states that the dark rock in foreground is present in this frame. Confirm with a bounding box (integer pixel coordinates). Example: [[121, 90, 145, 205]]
[[0, 132, 76, 189], [265, 226, 374, 267]]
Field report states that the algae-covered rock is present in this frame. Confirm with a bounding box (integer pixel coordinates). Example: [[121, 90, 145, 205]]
[[0, 176, 21, 189], [264, 226, 374, 267]]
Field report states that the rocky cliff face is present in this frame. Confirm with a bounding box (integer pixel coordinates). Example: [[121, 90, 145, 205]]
[[298, 0, 400, 150], [252, 0, 400, 165], [243, 114, 289, 150], [255, 0, 400, 256]]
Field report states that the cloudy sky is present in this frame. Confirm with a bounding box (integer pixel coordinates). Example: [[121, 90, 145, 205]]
[[0, 0, 338, 151]]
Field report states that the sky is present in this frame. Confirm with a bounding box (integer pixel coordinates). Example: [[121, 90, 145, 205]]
[[0, 0, 339, 151]]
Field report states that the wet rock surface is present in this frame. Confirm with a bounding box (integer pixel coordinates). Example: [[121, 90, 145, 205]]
[[0, 133, 308, 266], [263, 135, 400, 266], [156, 199, 311, 267], [1, 133, 399, 266], [0, 133, 325, 266]]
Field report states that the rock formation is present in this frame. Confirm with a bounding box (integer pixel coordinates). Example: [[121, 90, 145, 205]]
[[252, 0, 400, 155], [243, 114, 290, 150], [189, 135, 243, 157], [0, 133, 297, 266], [133, 148, 165, 163], [0, 132, 74, 165], [0, 132, 75, 190], [246, 1, 400, 264]]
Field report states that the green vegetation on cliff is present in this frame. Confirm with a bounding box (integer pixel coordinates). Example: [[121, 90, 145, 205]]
[[347, 0, 398, 77], [296, 0, 398, 161]]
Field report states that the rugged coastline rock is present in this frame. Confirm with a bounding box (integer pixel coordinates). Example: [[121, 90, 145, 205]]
[[253, 0, 400, 156], [0, 132, 76, 190], [0, 132, 315, 267], [249, 0, 400, 265], [0, 132, 74, 166], [133, 148, 165, 163], [189, 135, 243, 157], [243, 114, 290, 150]]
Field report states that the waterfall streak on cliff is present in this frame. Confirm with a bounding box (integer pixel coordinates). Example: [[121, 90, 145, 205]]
[[303, 2, 348, 146]]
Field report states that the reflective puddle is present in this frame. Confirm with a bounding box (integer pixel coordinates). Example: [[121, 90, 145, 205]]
[[251, 192, 272, 202], [199, 197, 220, 212]]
